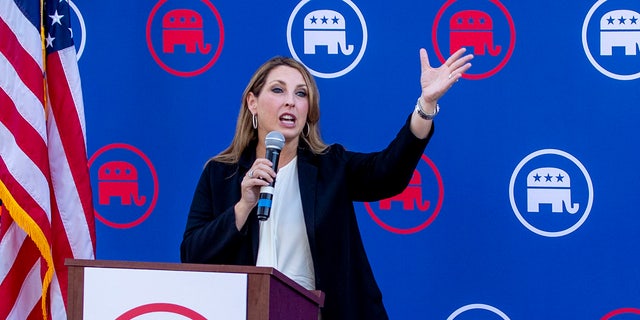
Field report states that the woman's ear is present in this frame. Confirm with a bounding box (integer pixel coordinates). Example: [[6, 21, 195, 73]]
[[247, 92, 257, 114]]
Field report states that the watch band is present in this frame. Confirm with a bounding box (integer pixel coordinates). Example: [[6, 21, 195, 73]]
[[415, 98, 439, 120]]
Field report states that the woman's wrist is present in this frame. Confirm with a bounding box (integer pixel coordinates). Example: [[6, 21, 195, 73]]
[[415, 97, 439, 120], [235, 200, 253, 216], [234, 201, 253, 230]]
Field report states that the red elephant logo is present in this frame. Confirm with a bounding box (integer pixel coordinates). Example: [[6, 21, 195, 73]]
[[379, 170, 430, 211], [98, 161, 146, 206], [450, 10, 502, 56], [162, 9, 211, 54]]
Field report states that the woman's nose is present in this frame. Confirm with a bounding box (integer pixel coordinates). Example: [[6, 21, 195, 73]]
[[285, 94, 295, 107]]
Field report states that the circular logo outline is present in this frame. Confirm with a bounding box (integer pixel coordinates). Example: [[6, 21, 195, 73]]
[[447, 303, 511, 320], [432, 0, 516, 80], [602, 307, 640, 320], [364, 155, 443, 235], [116, 302, 207, 320], [509, 149, 594, 237], [69, 0, 86, 61], [287, 0, 368, 78], [146, 0, 225, 77], [88, 143, 159, 229], [582, 0, 640, 80]]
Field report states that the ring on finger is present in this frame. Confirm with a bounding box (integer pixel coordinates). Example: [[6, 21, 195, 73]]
[[248, 169, 254, 178]]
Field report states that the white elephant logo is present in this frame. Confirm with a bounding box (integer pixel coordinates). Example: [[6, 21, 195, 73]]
[[526, 167, 579, 214], [600, 9, 640, 56], [304, 10, 354, 55]]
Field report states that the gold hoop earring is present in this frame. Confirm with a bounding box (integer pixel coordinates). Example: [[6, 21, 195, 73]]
[[252, 113, 258, 129]]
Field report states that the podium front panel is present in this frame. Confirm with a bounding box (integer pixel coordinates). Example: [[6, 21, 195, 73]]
[[83, 267, 247, 319]]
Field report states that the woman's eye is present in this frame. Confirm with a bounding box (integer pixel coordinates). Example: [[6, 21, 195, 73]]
[[296, 91, 307, 97], [272, 87, 283, 93]]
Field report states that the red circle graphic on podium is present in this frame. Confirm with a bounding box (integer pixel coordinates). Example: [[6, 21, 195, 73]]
[[116, 303, 207, 320]]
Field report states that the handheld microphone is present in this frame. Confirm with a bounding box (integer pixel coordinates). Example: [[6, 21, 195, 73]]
[[257, 131, 285, 221]]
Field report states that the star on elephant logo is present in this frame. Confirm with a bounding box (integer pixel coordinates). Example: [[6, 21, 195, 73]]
[[583, 0, 640, 80], [509, 149, 594, 237], [287, 0, 367, 78]]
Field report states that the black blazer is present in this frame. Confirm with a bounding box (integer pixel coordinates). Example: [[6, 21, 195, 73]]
[[181, 116, 432, 319]]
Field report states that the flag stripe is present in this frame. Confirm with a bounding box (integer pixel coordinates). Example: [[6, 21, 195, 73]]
[[7, 260, 42, 320], [48, 118, 93, 259], [0, 89, 49, 176], [0, 17, 44, 105], [27, 302, 44, 320], [0, 126, 51, 221], [0, 219, 26, 286], [50, 47, 88, 140], [0, 0, 42, 69], [0, 51, 46, 142], [0, 235, 40, 319], [49, 269, 67, 320], [50, 197, 74, 307]]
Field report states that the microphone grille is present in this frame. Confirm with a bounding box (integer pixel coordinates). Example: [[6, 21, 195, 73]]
[[265, 131, 285, 150]]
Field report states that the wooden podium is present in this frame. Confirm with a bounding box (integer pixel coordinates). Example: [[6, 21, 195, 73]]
[[66, 259, 324, 320]]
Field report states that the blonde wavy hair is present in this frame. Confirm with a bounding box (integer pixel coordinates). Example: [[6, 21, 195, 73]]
[[213, 57, 327, 163]]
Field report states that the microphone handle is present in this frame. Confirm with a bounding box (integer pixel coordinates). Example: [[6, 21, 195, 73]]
[[265, 148, 280, 183], [257, 148, 280, 220]]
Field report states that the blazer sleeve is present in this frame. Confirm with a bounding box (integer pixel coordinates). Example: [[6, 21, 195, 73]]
[[342, 114, 433, 202], [180, 161, 253, 264]]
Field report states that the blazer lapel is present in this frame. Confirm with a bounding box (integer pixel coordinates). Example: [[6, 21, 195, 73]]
[[297, 150, 318, 260], [239, 144, 260, 261]]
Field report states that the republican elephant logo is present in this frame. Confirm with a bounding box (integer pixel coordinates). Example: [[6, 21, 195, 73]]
[[162, 9, 211, 54], [303, 9, 354, 55], [98, 161, 147, 206], [379, 170, 430, 211], [600, 9, 640, 56], [450, 10, 501, 56], [526, 167, 578, 214]]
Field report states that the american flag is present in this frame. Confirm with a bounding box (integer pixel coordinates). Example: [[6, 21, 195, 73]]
[[0, 0, 96, 319]]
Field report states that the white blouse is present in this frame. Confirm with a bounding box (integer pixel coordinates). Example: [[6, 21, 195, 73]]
[[256, 157, 316, 290]]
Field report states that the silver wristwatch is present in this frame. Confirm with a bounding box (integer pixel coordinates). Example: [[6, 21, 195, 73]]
[[415, 98, 440, 120]]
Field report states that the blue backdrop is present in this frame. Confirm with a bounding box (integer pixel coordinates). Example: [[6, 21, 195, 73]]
[[73, 0, 640, 318]]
